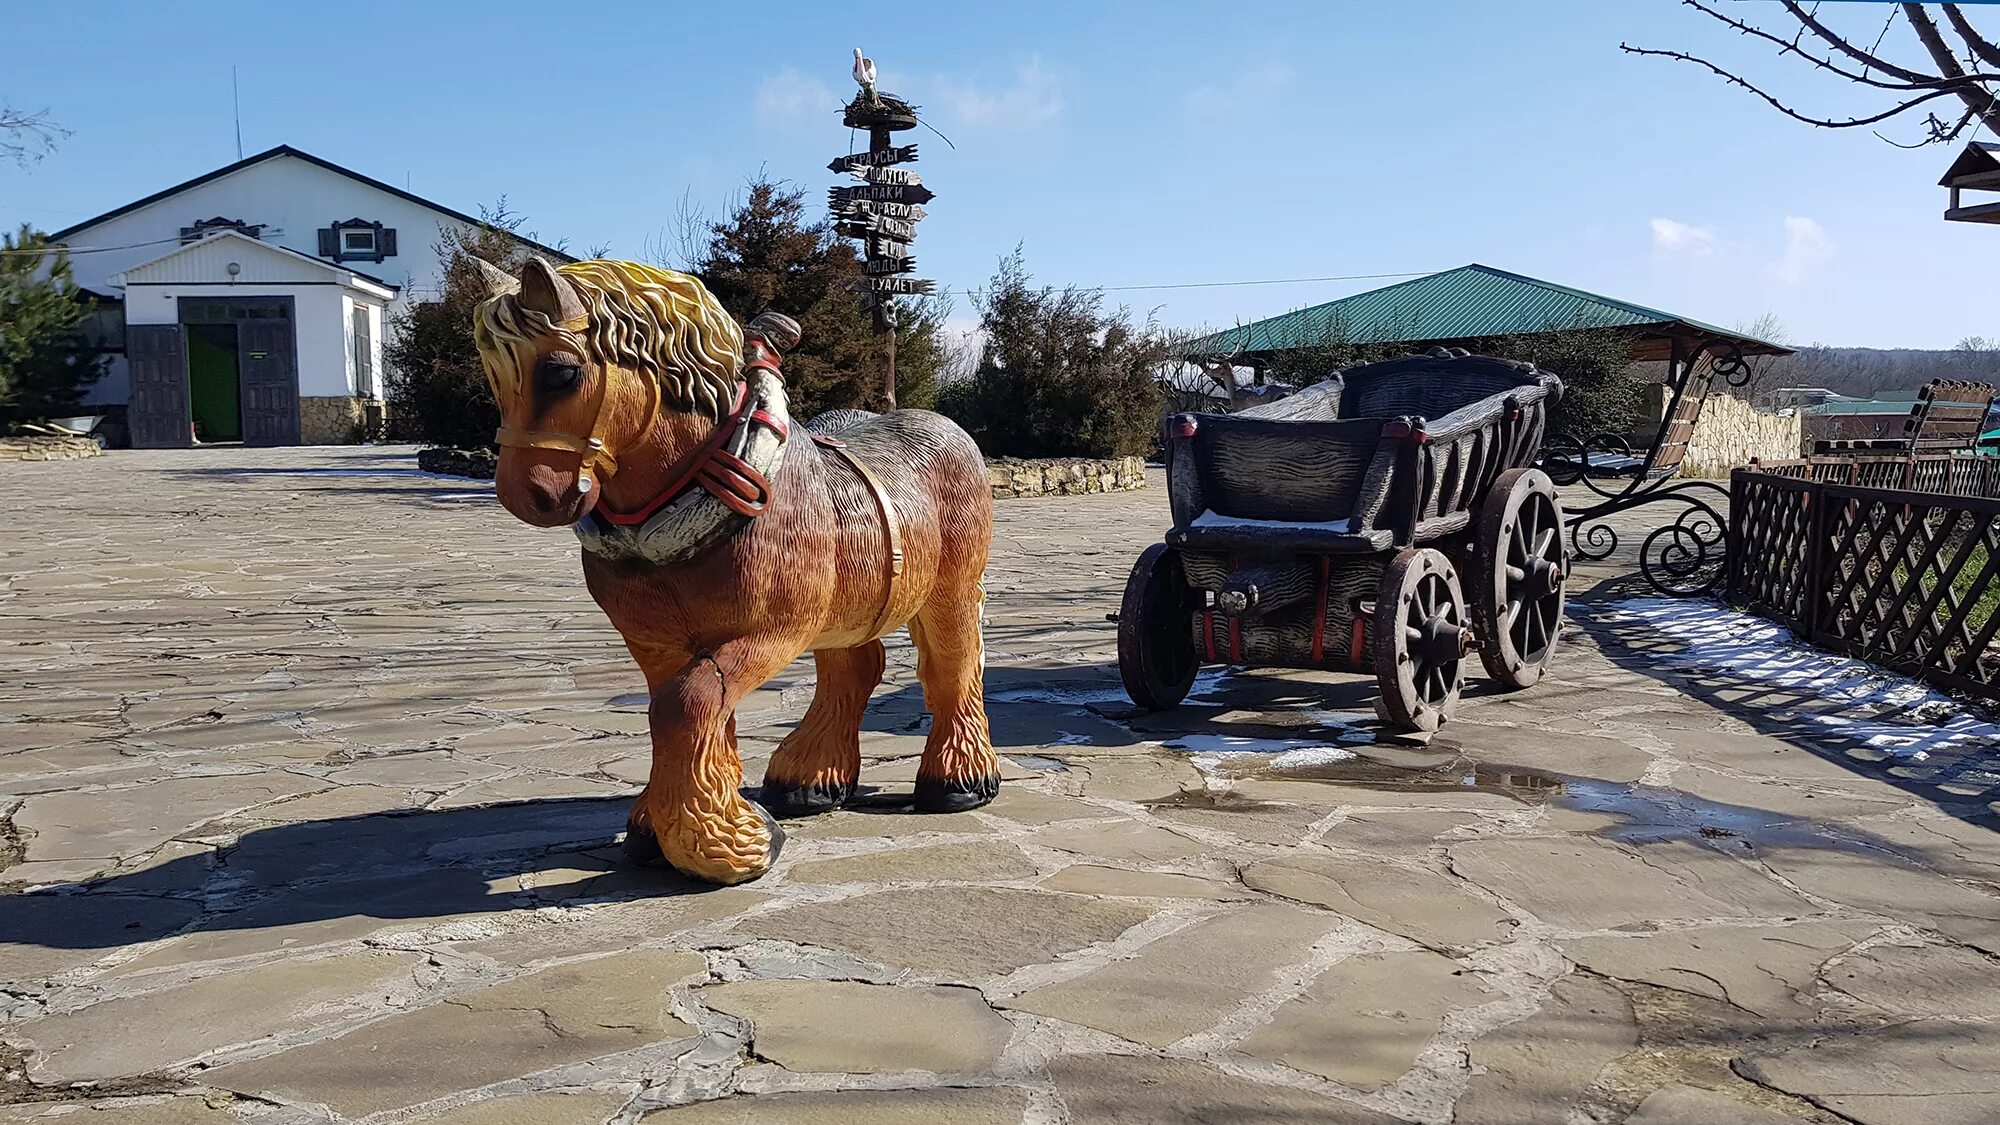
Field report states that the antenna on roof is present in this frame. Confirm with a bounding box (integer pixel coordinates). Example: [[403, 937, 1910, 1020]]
[[231, 66, 243, 160]]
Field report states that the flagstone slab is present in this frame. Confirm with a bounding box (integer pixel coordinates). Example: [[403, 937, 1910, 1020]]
[[1559, 919, 1879, 1018], [19, 949, 423, 1081], [783, 840, 1037, 885], [1033, 818, 1208, 863], [1624, 1084, 1806, 1125], [0, 893, 202, 982], [697, 979, 1011, 1074], [1749, 846, 2000, 953], [1736, 1019, 2000, 1125], [410, 1090, 633, 1124], [1447, 837, 1811, 930], [0, 1099, 241, 1124], [1007, 903, 1339, 1046], [1822, 940, 2000, 1018], [1038, 864, 1244, 900], [644, 1087, 1029, 1123], [14, 773, 324, 861], [207, 949, 705, 1117], [1241, 949, 1494, 1088], [1317, 809, 1488, 854], [980, 785, 1110, 825], [1241, 853, 1515, 950], [112, 868, 514, 974], [1451, 974, 1637, 1123], [735, 887, 1153, 980], [1046, 1053, 1402, 1124]]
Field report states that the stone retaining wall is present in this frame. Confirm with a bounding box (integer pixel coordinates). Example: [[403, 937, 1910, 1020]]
[[988, 456, 1146, 499], [0, 436, 102, 462], [1683, 393, 1803, 479]]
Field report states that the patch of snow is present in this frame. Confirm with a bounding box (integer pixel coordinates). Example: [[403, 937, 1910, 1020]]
[[1608, 597, 1999, 759], [1191, 511, 1352, 534], [434, 491, 493, 502]]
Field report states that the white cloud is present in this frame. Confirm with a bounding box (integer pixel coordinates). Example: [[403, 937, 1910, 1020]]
[[756, 68, 839, 128], [1650, 217, 1717, 258], [1771, 215, 1833, 284], [931, 57, 1063, 129], [1186, 63, 1294, 125]]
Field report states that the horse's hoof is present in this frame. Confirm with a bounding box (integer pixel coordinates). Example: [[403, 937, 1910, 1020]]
[[760, 778, 854, 818], [914, 772, 1000, 813], [622, 817, 666, 867], [753, 800, 787, 868]]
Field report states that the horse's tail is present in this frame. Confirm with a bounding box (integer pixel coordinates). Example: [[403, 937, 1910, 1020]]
[[806, 409, 880, 436]]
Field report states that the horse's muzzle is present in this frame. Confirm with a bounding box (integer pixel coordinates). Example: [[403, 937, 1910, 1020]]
[[498, 459, 596, 527]]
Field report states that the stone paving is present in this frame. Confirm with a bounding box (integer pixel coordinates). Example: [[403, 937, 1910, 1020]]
[[2, 445, 1998, 1124]]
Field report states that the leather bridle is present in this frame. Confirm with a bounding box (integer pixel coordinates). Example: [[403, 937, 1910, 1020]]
[[494, 327, 783, 520]]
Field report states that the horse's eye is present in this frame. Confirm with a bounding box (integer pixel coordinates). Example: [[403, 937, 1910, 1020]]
[[536, 355, 583, 396]]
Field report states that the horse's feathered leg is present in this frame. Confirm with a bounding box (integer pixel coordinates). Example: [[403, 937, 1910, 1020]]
[[761, 640, 884, 817], [628, 638, 802, 884], [908, 591, 999, 813]]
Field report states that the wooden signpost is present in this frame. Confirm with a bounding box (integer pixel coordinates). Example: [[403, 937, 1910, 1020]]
[[835, 49, 934, 410]]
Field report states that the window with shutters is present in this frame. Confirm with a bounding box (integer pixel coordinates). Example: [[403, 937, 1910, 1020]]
[[318, 218, 398, 264]]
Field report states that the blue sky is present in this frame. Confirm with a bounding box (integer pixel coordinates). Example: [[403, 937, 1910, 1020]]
[[2, 1, 1990, 348]]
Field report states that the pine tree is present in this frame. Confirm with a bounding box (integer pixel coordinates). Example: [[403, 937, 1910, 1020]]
[[941, 247, 1168, 459], [691, 178, 944, 418], [382, 202, 540, 449], [0, 224, 103, 425]]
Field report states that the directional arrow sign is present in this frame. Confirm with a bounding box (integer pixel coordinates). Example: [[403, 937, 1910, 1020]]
[[836, 214, 917, 241], [833, 200, 928, 222], [869, 239, 914, 259], [830, 183, 936, 206], [838, 224, 915, 247], [866, 276, 935, 295], [828, 200, 928, 224], [848, 166, 922, 186], [863, 256, 916, 276], [827, 144, 918, 172]]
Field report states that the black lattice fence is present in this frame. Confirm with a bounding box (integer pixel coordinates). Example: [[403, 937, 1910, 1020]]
[[1727, 467, 2000, 704]]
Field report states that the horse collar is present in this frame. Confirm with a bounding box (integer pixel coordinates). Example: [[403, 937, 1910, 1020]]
[[574, 370, 793, 566]]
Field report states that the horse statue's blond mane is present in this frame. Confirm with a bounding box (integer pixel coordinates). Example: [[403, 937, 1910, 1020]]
[[475, 259, 744, 419]]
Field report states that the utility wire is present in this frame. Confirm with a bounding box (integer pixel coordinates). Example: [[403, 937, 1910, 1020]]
[[1091, 270, 1432, 293]]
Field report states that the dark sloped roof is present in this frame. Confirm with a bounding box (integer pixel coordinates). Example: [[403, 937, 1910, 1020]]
[[1186, 264, 1791, 360], [51, 145, 577, 263]]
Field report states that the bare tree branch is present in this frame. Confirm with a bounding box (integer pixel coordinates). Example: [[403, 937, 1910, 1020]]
[[1943, 4, 2000, 70], [0, 105, 69, 168], [1627, 2, 2000, 147], [1619, 44, 1974, 130], [1780, 0, 1931, 84], [1903, 3, 2000, 134]]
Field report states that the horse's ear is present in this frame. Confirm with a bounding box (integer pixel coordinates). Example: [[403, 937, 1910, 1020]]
[[519, 256, 585, 325], [470, 256, 520, 298]]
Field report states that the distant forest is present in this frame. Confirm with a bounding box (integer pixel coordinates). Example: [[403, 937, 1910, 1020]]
[[1736, 337, 2000, 402]]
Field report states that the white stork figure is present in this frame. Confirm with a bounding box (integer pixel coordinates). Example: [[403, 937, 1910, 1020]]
[[853, 47, 878, 103]]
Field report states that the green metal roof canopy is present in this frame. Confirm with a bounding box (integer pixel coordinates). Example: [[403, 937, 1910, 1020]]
[[1185, 264, 1792, 365]]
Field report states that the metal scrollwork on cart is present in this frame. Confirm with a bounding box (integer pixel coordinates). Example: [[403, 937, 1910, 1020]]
[[1541, 338, 1751, 597]]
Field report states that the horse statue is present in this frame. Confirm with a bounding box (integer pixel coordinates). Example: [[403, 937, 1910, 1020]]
[[473, 257, 998, 884]]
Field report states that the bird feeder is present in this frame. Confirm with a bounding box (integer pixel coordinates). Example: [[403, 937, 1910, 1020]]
[[1939, 141, 2000, 224]]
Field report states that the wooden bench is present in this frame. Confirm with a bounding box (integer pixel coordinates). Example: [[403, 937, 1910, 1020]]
[[1811, 379, 1997, 456]]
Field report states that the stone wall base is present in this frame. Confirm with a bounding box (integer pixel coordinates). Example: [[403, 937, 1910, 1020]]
[[0, 436, 102, 462], [299, 396, 386, 445], [988, 456, 1147, 500]]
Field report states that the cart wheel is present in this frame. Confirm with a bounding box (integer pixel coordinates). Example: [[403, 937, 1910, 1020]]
[[1473, 468, 1568, 689], [1372, 547, 1469, 732], [1118, 543, 1202, 710]]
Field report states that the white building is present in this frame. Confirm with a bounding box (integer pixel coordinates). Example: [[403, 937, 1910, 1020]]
[[52, 145, 571, 446]]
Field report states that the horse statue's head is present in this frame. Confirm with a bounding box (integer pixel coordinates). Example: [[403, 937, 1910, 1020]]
[[472, 257, 743, 527]]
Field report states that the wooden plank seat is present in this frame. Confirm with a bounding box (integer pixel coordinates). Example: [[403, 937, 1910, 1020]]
[[1810, 380, 1997, 456]]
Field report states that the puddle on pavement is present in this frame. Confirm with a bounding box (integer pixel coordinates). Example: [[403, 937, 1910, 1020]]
[[1207, 750, 1874, 846], [1010, 754, 1071, 772]]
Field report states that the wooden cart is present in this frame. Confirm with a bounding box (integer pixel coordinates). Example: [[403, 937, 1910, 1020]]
[[1118, 348, 1569, 731]]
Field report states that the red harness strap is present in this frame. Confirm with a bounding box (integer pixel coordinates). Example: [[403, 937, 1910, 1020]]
[[1309, 555, 1331, 665], [597, 382, 786, 527]]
